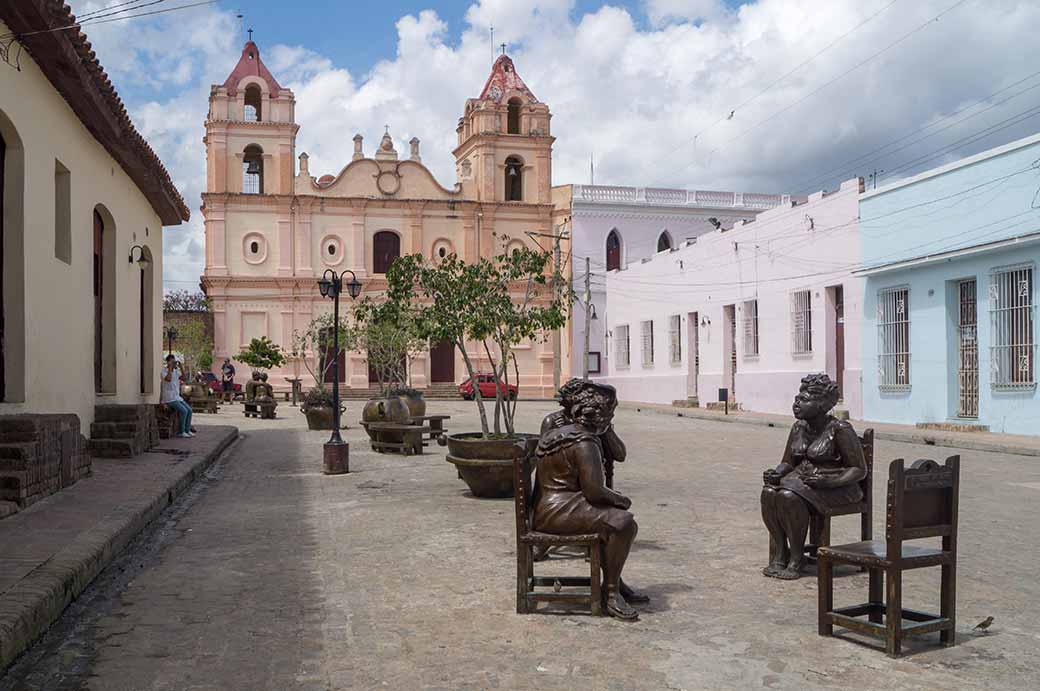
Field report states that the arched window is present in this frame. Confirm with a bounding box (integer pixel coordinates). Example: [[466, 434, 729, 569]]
[[244, 84, 262, 122], [505, 156, 523, 202], [657, 231, 672, 252], [606, 230, 621, 271], [507, 98, 521, 134], [373, 231, 400, 274], [0, 109, 28, 403], [242, 145, 263, 194], [93, 205, 116, 393]]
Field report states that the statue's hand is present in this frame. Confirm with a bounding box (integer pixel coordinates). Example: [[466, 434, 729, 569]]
[[763, 469, 780, 485], [616, 494, 632, 510], [803, 474, 830, 489]]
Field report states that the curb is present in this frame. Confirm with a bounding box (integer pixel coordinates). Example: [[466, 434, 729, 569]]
[[623, 404, 1040, 458], [0, 426, 240, 673]]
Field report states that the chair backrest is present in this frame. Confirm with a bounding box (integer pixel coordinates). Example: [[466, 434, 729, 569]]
[[885, 456, 961, 552], [859, 428, 875, 505], [513, 453, 534, 538]]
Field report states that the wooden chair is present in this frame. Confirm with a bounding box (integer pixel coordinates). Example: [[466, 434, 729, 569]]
[[769, 429, 874, 563], [818, 455, 960, 657], [513, 454, 602, 616]]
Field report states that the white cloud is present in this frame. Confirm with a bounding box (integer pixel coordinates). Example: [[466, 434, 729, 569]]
[[71, 0, 1040, 293]]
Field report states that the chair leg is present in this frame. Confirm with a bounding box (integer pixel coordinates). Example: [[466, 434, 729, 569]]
[[817, 556, 833, 636], [940, 563, 956, 646], [868, 568, 883, 623], [589, 542, 603, 616], [516, 546, 530, 614], [885, 569, 902, 657]]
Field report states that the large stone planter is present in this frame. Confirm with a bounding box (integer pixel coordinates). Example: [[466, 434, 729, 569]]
[[395, 390, 426, 418], [302, 402, 347, 430], [445, 432, 538, 498], [361, 395, 411, 445]]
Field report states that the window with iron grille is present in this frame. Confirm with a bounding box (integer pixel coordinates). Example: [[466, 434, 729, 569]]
[[791, 290, 812, 354], [877, 287, 910, 391], [616, 325, 630, 368], [641, 320, 654, 366], [669, 315, 681, 364], [990, 264, 1035, 389], [743, 299, 759, 357]]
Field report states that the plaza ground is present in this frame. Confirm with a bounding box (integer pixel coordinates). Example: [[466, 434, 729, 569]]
[[2, 400, 1038, 690]]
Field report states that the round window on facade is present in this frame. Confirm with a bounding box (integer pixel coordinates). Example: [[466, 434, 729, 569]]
[[438, 247, 447, 258], [320, 235, 344, 266], [432, 238, 455, 261], [243, 232, 268, 265]]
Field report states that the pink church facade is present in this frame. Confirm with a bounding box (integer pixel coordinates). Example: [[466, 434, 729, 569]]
[[201, 41, 565, 395]]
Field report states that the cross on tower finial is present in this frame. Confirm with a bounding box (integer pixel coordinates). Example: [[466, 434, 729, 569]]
[[384, 124, 390, 135], [500, 43, 507, 55], [247, 28, 253, 42]]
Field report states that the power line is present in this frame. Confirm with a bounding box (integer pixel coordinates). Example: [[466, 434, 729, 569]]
[[790, 70, 1040, 193], [655, 0, 971, 187], [672, 0, 902, 173], [0, 0, 223, 41]]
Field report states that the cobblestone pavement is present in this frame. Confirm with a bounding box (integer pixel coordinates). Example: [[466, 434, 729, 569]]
[[3, 401, 1037, 690]]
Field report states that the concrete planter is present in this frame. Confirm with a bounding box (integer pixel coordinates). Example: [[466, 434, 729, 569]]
[[445, 432, 538, 498]]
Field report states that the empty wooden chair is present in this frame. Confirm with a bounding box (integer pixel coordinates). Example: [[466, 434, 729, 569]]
[[818, 455, 960, 657], [513, 454, 602, 616]]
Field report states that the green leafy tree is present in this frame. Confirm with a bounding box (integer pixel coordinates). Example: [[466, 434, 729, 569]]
[[383, 247, 568, 437], [352, 297, 425, 394], [173, 318, 213, 380], [290, 313, 355, 390], [235, 336, 287, 373]]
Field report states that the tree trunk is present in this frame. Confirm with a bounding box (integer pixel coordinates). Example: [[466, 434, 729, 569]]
[[458, 338, 490, 436]]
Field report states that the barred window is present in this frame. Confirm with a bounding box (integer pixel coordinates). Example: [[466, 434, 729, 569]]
[[641, 320, 655, 366], [878, 287, 910, 391], [743, 299, 759, 357], [669, 315, 682, 364], [791, 290, 812, 354], [990, 264, 1035, 389], [616, 325, 630, 368]]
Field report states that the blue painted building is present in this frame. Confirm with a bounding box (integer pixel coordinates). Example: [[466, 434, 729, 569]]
[[859, 133, 1040, 434]]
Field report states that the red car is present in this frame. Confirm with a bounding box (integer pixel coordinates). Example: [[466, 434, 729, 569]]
[[459, 373, 518, 401], [200, 371, 242, 398]]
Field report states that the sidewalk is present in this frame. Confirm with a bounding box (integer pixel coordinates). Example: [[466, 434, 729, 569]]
[[0, 425, 239, 672], [621, 401, 1040, 457]]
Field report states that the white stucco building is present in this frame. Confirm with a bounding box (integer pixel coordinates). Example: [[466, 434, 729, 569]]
[[601, 178, 864, 418], [552, 184, 795, 378]]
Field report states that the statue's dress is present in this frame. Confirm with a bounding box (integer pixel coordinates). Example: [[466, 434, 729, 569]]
[[780, 417, 862, 515], [532, 423, 631, 535]]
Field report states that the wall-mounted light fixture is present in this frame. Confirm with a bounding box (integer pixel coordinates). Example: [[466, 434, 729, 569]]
[[128, 244, 151, 270], [701, 316, 711, 326]]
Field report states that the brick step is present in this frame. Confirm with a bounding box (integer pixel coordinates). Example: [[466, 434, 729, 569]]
[[89, 421, 140, 440], [93, 405, 150, 423], [0, 500, 17, 520], [0, 442, 37, 462], [87, 438, 137, 459]]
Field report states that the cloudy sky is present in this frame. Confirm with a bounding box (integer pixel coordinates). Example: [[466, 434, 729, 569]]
[[69, 0, 1040, 293]]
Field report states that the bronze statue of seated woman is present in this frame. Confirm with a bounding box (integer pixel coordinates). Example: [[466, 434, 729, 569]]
[[532, 379, 647, 620], [761, 373, 866, 580]]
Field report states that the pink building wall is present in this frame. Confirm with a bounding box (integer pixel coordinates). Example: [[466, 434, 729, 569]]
[[602, 178, 864, 418]]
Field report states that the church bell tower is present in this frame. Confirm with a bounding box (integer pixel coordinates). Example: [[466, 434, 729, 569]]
[[454, 53, 554, 204]]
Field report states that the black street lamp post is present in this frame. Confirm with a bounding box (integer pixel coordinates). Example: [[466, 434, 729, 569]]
[[165, 326, 178, 355], [318, 269, 363, 474]]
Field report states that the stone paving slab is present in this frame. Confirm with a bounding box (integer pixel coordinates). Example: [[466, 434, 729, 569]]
[[2, 402, 1035, 690], [623, 401, 1040, 457], [0, 426, 239, 672]]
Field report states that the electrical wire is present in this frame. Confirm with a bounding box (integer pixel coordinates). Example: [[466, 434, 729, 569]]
[[656, 0, 972, 187], [0, 0, 223, 41], [791, 70, 1040, 193]]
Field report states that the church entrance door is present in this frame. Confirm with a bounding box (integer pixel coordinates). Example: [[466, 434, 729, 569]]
[[430, 339, 455, 383]]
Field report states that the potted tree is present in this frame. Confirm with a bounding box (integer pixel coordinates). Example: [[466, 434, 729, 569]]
[[235, 336, 287, 401], [291, 314, 354, 430], [353, 298, 427, 442], [382, 247, 567, 497]]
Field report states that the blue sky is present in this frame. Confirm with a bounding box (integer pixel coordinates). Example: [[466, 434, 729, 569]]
[[68, 1, 1040, 292]]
